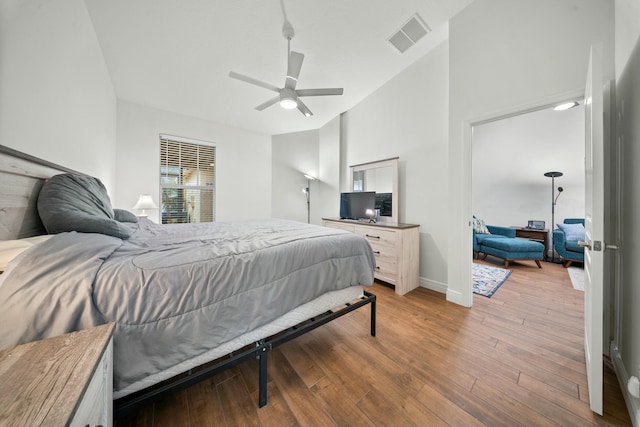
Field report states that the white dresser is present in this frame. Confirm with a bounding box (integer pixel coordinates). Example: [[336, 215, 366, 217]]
[[0, 323, 114, 427], [323, 218, 420, 295]]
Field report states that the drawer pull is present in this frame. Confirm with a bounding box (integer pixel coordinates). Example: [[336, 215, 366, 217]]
[[375, 266, 380, 270], [366, 234, 381, 240], [373, 251, 381, 255]]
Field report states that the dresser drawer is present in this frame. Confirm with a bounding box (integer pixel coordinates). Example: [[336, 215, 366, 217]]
[[369, 243, 396, 265], [354, 226, 397, 249], [323, 220, 355, 233], [374, 257, 398, 284]]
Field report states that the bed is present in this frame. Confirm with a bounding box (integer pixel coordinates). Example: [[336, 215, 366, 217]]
[[0, 145, 377, 415]]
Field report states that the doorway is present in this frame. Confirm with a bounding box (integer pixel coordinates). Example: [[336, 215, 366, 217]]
[[471, 102, 585, 293]]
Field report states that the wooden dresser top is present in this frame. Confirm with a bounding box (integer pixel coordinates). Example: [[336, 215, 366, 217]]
[[322, 217, 420, 230]]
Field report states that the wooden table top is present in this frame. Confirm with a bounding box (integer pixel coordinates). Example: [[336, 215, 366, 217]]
[[0, 323, 114, 427], [513, 226, 549, 233]]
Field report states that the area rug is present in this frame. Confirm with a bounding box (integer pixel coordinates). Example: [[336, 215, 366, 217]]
[[472, 263, 512, 297], [568, 266, 584, 291]]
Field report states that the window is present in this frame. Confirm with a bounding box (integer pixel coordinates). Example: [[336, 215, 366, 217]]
[[160, 136, 215, 224]]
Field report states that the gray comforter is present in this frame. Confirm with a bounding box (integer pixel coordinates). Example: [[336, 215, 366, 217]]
[[0, 219, 375, 392]]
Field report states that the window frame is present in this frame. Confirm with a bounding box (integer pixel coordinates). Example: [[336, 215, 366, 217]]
[[159, 134, 216, 224]]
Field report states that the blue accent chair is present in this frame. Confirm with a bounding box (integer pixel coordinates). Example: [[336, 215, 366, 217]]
[[553, 218, 585, 268], [474, 224, 544, 268]]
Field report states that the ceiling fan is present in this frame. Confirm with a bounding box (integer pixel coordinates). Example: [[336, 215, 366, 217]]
[[228, 2, 343, 117]]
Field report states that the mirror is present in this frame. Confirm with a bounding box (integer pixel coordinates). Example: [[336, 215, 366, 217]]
[[350, 157, 399, 223]]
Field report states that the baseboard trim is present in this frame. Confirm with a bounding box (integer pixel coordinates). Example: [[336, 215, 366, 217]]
[[445, 288, 467, 306], [611, 342, 639, 425], [419, 277, 447, 294], [419, 277, 471, 307]]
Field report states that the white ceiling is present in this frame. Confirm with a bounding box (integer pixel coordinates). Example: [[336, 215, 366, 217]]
[[84, 0, 473, 136]]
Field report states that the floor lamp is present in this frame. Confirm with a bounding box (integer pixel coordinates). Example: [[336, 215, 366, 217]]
[[544, 171, 564, 262], [302, 174, 316, 224]]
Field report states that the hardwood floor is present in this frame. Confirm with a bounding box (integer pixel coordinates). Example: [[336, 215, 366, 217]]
[[117, 259, 631, 426]]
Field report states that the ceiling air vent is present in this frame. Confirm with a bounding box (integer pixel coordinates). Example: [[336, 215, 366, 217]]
[[388, 13, 430, 54]]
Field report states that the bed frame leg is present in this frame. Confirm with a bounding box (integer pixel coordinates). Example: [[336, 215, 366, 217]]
[[370, 292, 376, 337], [258, 346, 268, 407]]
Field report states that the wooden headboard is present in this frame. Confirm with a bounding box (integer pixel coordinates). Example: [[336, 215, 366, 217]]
[[0, 145, 79, 240]]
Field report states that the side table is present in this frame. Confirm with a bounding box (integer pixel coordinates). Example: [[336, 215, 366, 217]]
[[0, 323, 115, 427]]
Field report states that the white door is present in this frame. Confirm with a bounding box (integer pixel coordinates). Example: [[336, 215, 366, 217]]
[[583, 43, 605, 415]]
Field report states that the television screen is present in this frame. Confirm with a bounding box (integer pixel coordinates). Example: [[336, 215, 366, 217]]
[[340, 191, 376, 220]]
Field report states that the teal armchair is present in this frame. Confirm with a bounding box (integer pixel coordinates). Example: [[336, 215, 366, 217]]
[[553, 218, 585, 268]]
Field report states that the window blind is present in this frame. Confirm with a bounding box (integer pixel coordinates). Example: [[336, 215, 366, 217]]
[[160, 137, 215, 224]]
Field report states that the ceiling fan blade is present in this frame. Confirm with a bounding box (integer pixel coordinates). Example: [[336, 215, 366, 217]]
[[229, 71, 280, 93], [285, 51, 304, 90], [297, 88, 344, 97], [296, 99, 313, 117], [254, 96, 280, 111]]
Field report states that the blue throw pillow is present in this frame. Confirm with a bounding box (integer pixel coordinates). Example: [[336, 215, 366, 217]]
[[557, 222, 585, 242]]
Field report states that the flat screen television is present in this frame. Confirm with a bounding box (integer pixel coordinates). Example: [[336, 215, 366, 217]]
[[340, 191, 376, 220]]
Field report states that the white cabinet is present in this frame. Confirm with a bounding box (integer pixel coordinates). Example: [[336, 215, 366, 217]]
[[323, 218, 420, 295], [0, 323, 114, 427]]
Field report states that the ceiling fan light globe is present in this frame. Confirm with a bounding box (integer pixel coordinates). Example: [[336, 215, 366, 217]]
[[279, 88, 298, 109], [280, 98, 298, 109]]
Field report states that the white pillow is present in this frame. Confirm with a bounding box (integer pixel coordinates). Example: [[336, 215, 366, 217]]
[[0, 235, 52, 272]]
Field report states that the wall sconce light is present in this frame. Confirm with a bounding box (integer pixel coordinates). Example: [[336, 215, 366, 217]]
[[132, 194, 158, 218]]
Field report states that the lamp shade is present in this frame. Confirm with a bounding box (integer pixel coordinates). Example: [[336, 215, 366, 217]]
[[132, 194, 158, 210], [544, 171, 563, 178]]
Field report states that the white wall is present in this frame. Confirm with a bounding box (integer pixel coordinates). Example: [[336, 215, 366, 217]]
[[115, 101, 271, 222], [317, 116, 342, 222], [271, 130, 319, 224], [341, 41, 450, 289], [0, 0, 117, 191], [473, 104, 585, 235], [615, 0, 640, 80], [271, 118, 341, 226], [448, 0, 614, 306], [614, 0, 640, 423]]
